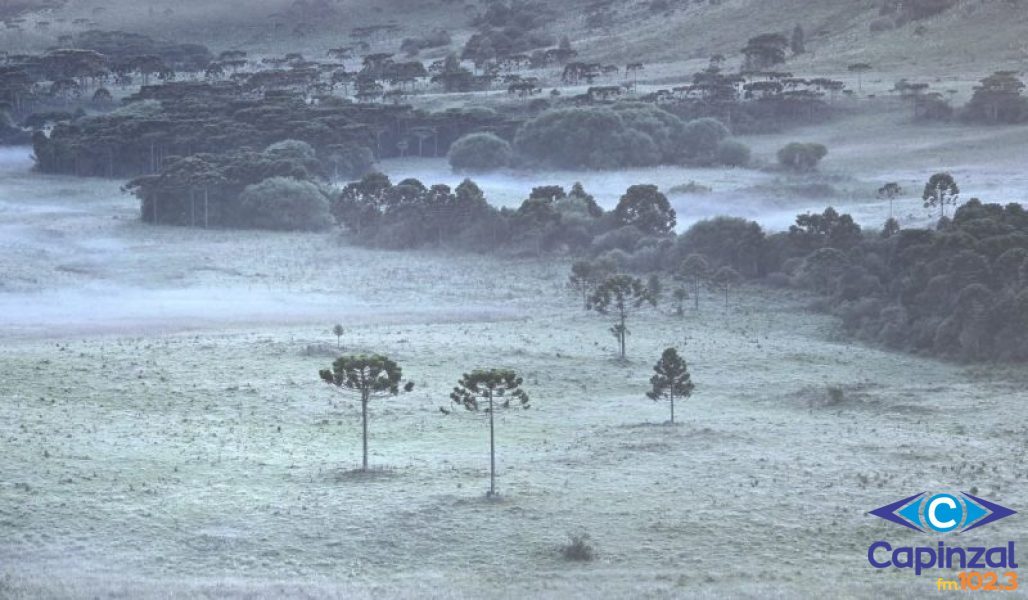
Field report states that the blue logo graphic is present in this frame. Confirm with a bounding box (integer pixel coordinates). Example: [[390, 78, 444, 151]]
[[870, 491, 1016, 533]]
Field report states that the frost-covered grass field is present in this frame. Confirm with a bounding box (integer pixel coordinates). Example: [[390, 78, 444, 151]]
[[1, 144, 1027, 599]]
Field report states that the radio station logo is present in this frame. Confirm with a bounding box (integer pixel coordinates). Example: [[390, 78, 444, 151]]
[[869, 491, 1016, 533], [867, 490, 1018, 591]]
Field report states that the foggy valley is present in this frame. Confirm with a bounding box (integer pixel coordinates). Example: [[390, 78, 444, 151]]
[[0, 1, 1026, 598]]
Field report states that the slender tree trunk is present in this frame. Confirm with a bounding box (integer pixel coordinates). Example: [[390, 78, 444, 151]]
[[619, 309, 626, 359], [488, 390, 496, 496], [693, 280, 700, 310], [361, 389, 369, 471], [670, 391, 675, 425], [204, 187, 209, 229]]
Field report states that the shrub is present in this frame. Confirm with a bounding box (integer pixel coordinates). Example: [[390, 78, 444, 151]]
[[513, 107, 664, 169], [716, 139, 751, 167], [561, 533, 596, 562], [777, 142, 828, 171], [239, 177, 332, 231], [448, 132, 513, 173], [668, 181, 712, 195], [590, 225, 645, 254], [611, 103, 687, 163], [325, 145, 376, 180], [681, 117, 730, 160]]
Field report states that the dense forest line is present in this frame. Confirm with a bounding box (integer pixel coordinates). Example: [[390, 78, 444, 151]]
[[126, 161, 1028, 362]]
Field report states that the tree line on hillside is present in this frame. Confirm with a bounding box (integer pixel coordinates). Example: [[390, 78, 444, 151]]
[[565, 186, 1028, 363], [448, 105, 750, 171], [31, 82, 515, 177], [126, 148, 1028, 362]]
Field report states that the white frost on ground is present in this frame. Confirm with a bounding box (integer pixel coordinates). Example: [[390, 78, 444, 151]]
[[0, 135, 1026, 598]]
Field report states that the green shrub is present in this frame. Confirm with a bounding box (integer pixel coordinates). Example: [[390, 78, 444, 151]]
[[682, 117, 730, 160], [777, 142, 828, 171], [561, 533, 596, 562], [716, 139, 751, 167], [448, 132, 513, 173], [239, 177, 332, 231], [513, 107, 663, 169]]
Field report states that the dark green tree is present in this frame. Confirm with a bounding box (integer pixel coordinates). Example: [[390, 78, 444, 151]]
[[742, 33, 789, 70], [613, 184, 676, 235], [965, 71, 1027, 123], [646, 348, 695, 424], [319, 354, 414, 471], [678, 253, 710, 310], [587, 275, 656, 359], [447, 132, 513, 172], [568, 259, 612, 308], [881, 217, 901, 238], [709, 266, 742, 309], [847, 63, 872, 92], [802, 247, 849, 294], [788, 207, 863, 254], [449, 369, 530, 497], [332, 324, 344, 349], [922, 172, 959, 219], [777, 142, 828, 171], [877, 181, 902, 219], [671, 287, 688, 317]]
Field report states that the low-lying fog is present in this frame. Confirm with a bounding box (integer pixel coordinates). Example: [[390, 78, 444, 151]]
[[0, 140, 1012, 336], [380, 156, 907, 231]]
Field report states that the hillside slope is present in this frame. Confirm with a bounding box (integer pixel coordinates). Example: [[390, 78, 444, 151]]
[[5, 0, 1025, 87], [575, 0, 1028, 80]]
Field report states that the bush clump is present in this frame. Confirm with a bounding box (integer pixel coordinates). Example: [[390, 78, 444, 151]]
[[560, 533, 596, 562], [239, 177, 332, 231], [448, 132, 513, 173], [681, 117, 730, 161], [514, 107, 660, 169], [716, 139, 751, 167], [777, 142, 828, 171]]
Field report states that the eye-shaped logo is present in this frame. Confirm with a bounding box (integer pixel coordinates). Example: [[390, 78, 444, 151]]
[[870, 491, 1015, 533]]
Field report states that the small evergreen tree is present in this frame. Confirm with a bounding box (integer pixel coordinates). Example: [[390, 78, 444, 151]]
[[568, 260, 610, 308], [678, 254, 711, 310], [646, 348, 695, 424], [587, 275, 656, 359], [881, 217, 901, 238], [922, 172, 959, 219], [671, 287, 688, 317], [450, 369, 530, 496], [332, 324, 344, 349], [646, 273, 663, 303], [710, 266, 741, 309], [319, 355, 414, 471]]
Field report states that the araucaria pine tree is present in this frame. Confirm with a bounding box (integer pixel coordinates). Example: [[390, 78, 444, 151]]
[[449, 369, 530, 497], [646, 348, 695, 425], [587, 275, 656, 360], [319, 354, 414, 471]]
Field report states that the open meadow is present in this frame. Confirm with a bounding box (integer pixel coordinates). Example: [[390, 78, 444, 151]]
[[1, 144, 1026, 598]]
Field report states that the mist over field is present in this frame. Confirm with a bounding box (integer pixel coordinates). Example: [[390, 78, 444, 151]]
[[1, 1, 1027, 598]]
